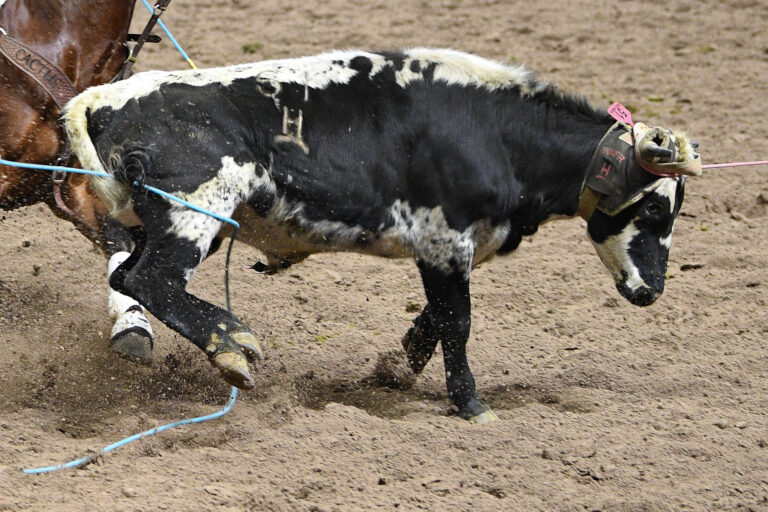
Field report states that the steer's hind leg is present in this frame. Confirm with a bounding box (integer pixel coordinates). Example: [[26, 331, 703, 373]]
[[108, 249, 154, 361], [113, 222, 262, 389], [401, 304, 439, 374], [105, 226, 153, 361], [418, 261, 498, 424]]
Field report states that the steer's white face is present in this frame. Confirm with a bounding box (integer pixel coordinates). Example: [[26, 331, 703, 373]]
[[587, 178, 685, 306]]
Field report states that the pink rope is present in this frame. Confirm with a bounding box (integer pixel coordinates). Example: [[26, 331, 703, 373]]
[[702, 160, 768, 169]]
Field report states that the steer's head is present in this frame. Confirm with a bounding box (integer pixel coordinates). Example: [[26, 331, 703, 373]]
[[582, 119, 701, 307]]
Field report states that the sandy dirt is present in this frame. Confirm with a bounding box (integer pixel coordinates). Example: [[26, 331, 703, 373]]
[[1, 0, 767, 510]]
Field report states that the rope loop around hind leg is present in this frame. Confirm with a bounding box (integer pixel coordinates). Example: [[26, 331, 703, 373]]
[[4, 162, 244, 475]]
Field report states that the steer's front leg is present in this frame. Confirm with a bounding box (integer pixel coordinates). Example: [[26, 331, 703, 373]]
[[417, 261, 499, 424]]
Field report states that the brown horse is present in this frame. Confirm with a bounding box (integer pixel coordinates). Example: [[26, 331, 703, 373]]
[[0, 0, 153, 357]]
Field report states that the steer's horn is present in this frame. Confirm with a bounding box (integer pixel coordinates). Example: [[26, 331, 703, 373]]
[[635, 125, 676, 163], [642, 144, 673, 159], [633, 122, 703, 177]]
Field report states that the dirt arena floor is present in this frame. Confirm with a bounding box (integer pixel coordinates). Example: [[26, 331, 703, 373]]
[[1, 0, 767, 510]]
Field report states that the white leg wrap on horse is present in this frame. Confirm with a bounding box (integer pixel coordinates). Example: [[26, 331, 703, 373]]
[[108, 252, 153, 357]]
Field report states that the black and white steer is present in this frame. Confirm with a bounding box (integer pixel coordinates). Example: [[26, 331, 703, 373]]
[[63, 49, 701, 423]]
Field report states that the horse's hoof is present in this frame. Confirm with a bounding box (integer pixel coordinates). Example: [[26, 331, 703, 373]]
[[111, 327, 153, 362], [468, 409, 500, 424], [213, 352, 254, 389], [231, 331, 264, 361]]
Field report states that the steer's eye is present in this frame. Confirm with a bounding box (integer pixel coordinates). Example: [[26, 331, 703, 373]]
[[645, 202, 663, 216]]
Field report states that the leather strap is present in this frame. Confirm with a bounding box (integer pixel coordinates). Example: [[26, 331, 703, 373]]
[[112, 0, 172, 82], [576, 187, 601, 221], [0, 30, 77, 111]]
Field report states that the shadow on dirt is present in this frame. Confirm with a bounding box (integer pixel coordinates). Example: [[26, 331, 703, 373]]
[[290, 349, 604, 419], [292, 349, 445, 419]]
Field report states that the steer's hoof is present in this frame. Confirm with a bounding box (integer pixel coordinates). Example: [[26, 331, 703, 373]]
[[111, 328, 153, 363], [213, 352, 254, 389], [231, 331, 264, 361], [401, 328, 432, 375], [468, 409, 500, 424]]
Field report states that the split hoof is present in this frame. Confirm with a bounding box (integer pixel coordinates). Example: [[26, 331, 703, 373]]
[[111, 328, 153, 362], [468, 409, 500, 424], [212, 352, 254, 389], [231, 331, 264, 361]]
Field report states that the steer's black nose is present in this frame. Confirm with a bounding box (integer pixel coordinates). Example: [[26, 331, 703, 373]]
[[617, 282, 662, 307]]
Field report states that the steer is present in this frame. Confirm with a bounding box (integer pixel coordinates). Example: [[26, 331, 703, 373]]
[[63, 49, 701, 423]]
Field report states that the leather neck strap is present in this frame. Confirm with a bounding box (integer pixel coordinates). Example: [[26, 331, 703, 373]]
[[577, 186, 601, 221], [0, 30, 78, 111], [576, 122, 624, 221]]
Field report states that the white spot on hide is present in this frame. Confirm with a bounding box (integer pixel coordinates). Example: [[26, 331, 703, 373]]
[[403, 48, 542, 94], [590, 222, 645, 292], [168, 156, 268, 270], [655, 178, 678, 248], [234, 197, 510, 278], [654, 178, 678, 214]]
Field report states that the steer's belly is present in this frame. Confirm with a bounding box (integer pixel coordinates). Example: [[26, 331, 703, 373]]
[[230, 204, 413, 269], [230, 202, 511, 273]]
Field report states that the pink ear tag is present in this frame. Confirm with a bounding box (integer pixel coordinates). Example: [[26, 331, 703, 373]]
[[608, 102, 634, 126]]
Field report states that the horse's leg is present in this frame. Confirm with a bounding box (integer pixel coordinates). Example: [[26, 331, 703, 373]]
[[46, 174, 153, 360], [0, 108, 56, 210], [417, 260, 498, 424]]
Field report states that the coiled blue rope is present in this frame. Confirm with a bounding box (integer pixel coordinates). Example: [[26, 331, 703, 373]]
[[0, 157, 243, 474]]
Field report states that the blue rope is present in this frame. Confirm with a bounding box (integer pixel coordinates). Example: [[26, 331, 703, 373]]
[[23, 388, 238, 474], [140, 0, 197, 68], [0, 157, 111, 179], [5, 2, 240, 473], [0, 156, 243, 474], [0, 158, 239, 230], [142, 184, 239, 228]]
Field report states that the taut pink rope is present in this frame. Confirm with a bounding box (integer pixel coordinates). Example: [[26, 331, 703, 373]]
[[702, 161, 768, 169]]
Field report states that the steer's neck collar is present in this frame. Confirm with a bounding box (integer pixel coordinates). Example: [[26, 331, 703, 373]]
[[576, 120, 630, 221], [576, 185, 601, 221], [577, 103, 676, 221], [578, 102, 635, 221]]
